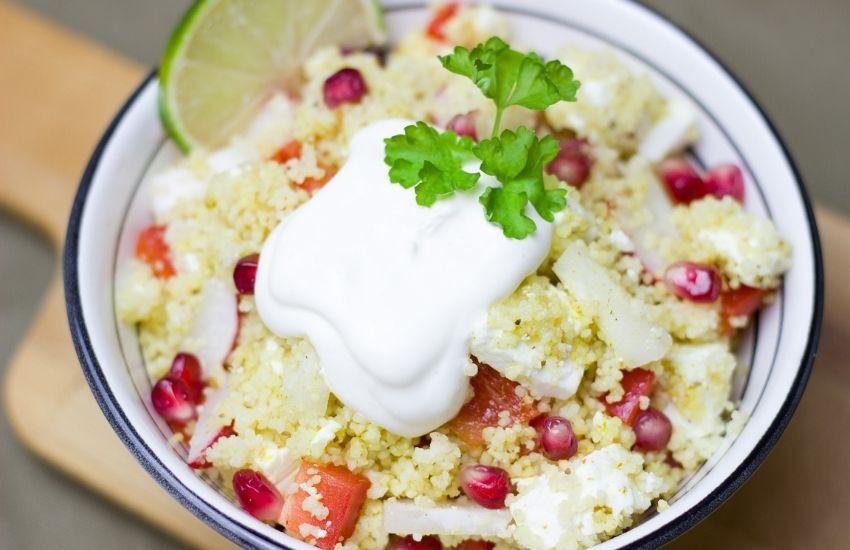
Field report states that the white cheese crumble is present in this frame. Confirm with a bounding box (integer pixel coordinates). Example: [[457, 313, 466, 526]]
[[309, 419, 342, 458], [510, 444, 664, 549], [671, 196, 791, 288]]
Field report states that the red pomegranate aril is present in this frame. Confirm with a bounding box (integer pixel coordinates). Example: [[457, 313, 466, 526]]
[[168, 352, 204, 402], [233, 253, 259, 295], [446, 111, 478, 141], [459, 464, 510, 509], [232, 469, 284, 522], [387, 535, 443, 550], [323, 68, 368, 108], [664, 261, 722, 303], [456, 541, 495, 550], [705, 164, 745, 203], [633, 408, 673, 451], [534, 415, 578, 460], [660, 158, 707, 204], [546, 138, 593, 188], [151, 378, 196, 424]]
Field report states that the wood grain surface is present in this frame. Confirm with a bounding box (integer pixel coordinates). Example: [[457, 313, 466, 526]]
[[0, 2, 844, 548]]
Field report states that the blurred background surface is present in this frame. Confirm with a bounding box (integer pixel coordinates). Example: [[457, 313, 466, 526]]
[[0, 0, 847, 548]]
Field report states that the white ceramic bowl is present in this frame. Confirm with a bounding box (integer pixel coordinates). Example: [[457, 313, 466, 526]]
[[64, 1, 823, 548]]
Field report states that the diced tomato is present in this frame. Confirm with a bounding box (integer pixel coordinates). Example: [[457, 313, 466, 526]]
[[722, 285, 766, 318], [299, 162, 335, 194], [280, 462, 370, 550], [426, 3, 460, 41], [270, 139, 302, 164], [446, 361, 538, 447], [600, 368, 655, 425], [720, 285, 767, 334], [135, 224, 175, 278], [456, 541, 495, 550]]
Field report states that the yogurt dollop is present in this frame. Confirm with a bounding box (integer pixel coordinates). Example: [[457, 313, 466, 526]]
[[255, 119, 553, 437]]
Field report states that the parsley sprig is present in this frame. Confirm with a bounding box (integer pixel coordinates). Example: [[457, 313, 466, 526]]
[[384, 37, 580, 239]]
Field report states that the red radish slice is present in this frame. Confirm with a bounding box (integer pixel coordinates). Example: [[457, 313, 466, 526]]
[[186, 279, 238, 377], [189, 425, 234, 469], [187, 386, 233, 468]]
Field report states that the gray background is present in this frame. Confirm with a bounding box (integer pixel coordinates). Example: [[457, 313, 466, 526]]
[[1, 0, 847, 548]]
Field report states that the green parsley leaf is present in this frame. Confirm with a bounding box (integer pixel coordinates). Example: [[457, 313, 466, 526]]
[[439, 37, 580, 136], [475, 126, 567, 238], [384, 121, 479, 206], [383, 37, 578, 239], [478, 187, 537, 240]]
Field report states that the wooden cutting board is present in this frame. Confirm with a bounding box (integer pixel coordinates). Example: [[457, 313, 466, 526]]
[[1, 2, 847, 548]]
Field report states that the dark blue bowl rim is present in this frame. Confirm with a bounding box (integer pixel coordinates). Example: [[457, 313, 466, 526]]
[[63, 2, 824, 549]]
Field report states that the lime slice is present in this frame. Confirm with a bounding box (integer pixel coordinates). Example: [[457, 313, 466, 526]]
[[159, 0, 386, 152]]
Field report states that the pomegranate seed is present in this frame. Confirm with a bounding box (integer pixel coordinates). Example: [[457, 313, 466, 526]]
[[233, 253, 259, 295], [546, 138, 593, 188], [456, 541, 495, 550], [151, 378, 196, 424], [232, 469, 284, 522], [323, 68, 368, 108], [446, 111, 478, 141], [168, 352, 204, 402], [533, 415, 578, 460], [660, 158, 707, 204], [387, 535, 443, 550], [459, 464, 510, 509], [705, 164, 745, 203], [664, 261, 722, 303], [633, 408, 673, 451]]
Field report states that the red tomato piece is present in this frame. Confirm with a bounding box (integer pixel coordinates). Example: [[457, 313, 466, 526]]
[[280, 462, 370, 550], [135, 224, 175, 278], [426, 3, 460, 41], [722, 285, 766, 318], [299, 162, 335, 194], [456, 541, 495, 550], [600, 368, 655, 425], [720, 285, 767, 335], [446, 361, 538, 447], [270, 139, 302, 164]]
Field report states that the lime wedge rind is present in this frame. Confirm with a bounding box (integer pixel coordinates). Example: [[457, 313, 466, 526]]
[[158, 0, 387, 153]]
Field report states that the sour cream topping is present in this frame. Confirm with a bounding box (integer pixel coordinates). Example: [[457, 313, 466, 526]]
[[255, 119, 553, 437]]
